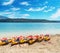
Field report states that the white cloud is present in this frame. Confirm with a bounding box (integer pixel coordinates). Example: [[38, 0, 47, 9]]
[[0, 10, 30, 19], [0, 11, 12, 15], [44, 7, 55, 12], [45, 1, 48, 4], [44, 1, 48, 5], [20, 14, 30, 18], [27, 6, 47, 11], [2, 0, 14, 5], [3, 12, 12, 14], [8, 14, 30, 19], [11, 7, 20, 11], [4, 7, 20, 11], [50, 9, 60, 19], [20, 2, 30, 6], [7, 14, 15, 19], [22, 14, 30, 17], [39, 1, 48, 6]]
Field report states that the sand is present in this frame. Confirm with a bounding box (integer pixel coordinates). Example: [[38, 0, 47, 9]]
[[0, 35, 60, 53]]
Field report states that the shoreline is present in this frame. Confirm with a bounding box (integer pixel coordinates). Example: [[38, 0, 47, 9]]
[[0, 33, 60, 37], [0, 32, 60, 38]]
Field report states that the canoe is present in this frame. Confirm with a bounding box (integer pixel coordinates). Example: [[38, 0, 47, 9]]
[[15, 36, 27, 44], [0, 40, 8, 46], [11, 37, 19, 46], [8, 39, 12, 43], [27, 35, 36, 45], [44, 34, 50, 41], [0, 37, 9, 46]]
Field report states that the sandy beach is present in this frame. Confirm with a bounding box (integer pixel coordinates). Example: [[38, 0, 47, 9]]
[[0, 35, 60, 53]]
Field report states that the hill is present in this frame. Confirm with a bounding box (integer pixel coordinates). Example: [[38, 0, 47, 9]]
[[0, 15, 8, 19], [0, 16, 60, 23]]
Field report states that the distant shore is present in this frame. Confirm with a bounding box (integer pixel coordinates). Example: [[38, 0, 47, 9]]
[[0, 19, 60, 23]]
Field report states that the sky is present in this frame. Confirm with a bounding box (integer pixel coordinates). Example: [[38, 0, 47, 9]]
[[0, 0, 60, 20]]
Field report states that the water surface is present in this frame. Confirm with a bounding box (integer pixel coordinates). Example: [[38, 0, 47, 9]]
[[0, 23, 60, 36]]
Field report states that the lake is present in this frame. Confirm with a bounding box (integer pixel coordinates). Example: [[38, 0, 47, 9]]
[[0, 23, 60, 36]]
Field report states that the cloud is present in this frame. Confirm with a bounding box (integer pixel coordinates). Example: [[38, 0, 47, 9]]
[[21, 14, 30, 18], [44, 1, 48, 5], [26, 6, 47, 11], [22, 14, 30, 17], [44, 7, 55, 12], [50, 9, 60, 19], [0, 10, 30, 19], [4, 7, 20, 11], [7, 14, 15, 19], [8, 14, 30, 19], [45, 1, 48, 4], [2, 0, 14, 5], [11, 7, 20, 11], [20, 2, 30, 6], [0, 11, 12, 15]]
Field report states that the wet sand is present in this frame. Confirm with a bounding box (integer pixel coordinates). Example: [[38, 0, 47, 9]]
[[0, 35, 60, 53]]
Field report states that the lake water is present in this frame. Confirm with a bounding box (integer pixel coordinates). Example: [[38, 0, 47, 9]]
[[0, 23, 60, 36]]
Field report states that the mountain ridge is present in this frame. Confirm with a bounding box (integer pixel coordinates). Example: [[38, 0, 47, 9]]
[[0, 15, 9, 19], [0, 16, 60, 23]]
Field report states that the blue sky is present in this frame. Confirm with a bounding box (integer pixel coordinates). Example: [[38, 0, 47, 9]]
[[0, 0, 60, 20]]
